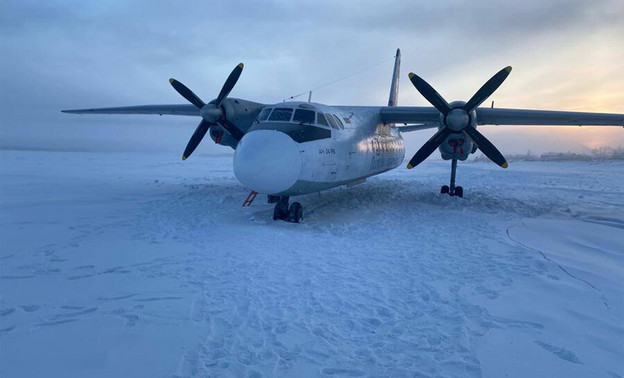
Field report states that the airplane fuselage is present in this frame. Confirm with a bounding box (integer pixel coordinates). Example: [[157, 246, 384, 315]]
[[232, 102, 405, 196]]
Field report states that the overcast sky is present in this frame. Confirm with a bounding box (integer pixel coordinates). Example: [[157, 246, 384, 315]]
[[1, 0, 623, 155]]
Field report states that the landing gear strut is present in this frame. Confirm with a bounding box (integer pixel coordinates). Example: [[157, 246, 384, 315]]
[[441, 159, 463, 197], [272, 196, 303, 223]]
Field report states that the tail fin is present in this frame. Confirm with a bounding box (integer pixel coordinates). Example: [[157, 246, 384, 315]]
[[388, 49, 401, 106]]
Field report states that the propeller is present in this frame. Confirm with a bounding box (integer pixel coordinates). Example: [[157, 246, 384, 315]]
[[169, 63, 245, 160], [406, 66, 511, 169]]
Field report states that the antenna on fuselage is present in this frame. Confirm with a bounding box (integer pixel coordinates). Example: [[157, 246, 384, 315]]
[[308, 91, 312, 102]]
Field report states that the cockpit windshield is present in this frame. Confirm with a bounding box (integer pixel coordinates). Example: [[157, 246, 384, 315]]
[[257, 107, 271, 122], [293, 109, 315, 124], [255, 105, 345, 131], [268, 108, 293, 122]]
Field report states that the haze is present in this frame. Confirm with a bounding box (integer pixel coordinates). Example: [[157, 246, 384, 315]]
[[1, 0, 623, 155]]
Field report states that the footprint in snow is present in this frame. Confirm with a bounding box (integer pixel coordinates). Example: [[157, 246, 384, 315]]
[[20, 305, 40, 312], [0, 326, 16, 335], [1, 308, 16, 317]]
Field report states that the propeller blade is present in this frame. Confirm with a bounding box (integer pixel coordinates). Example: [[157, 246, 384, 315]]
[[169, 78, 206, 109], [215, 63, 244, 107], [408, 72, 452, 115], [463, 127, 508, 168], [463, 66, 512, 112], [216, 117, 244, 141], [407, 128, 454, 169], [182, 120, 211, 160]]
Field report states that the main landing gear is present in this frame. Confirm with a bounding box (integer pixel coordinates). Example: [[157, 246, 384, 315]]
[[441, 158, 463, 198], [271, 196, 303, 223]]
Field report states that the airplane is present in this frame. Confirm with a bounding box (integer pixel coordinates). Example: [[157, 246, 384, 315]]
[[63, 49, 624, 223]]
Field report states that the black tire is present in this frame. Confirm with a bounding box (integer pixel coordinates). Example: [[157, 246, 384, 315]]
[[273, 203, 288, 220], [455, 186, 463, 198], [289, 202, 303, 223], [273, 205, 282, 220], [441, 185, 449, 194]]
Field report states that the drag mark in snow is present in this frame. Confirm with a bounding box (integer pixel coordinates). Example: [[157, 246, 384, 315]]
[[134, 296, 183, 302], [583, 216, 624, 230], [36, 319, 78, 327], [534, 341, 583, 364], [96, 293, 138, 301], [321, 367, 366, 376]]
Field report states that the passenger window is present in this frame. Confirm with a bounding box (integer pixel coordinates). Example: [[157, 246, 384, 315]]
[[293, 109, 315, 124], [333, 114, 345, 129], [325, 113, 339, 129], [257, 107, 271, 122], [268, 108, 293, 122], [317, 113, 329, 127]]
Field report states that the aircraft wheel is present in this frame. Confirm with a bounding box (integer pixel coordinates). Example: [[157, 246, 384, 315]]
[[455, 186, 463, 198], [289, 202, 303, 223], [441, 185, 449, 194], [273, 203, 288, 220]]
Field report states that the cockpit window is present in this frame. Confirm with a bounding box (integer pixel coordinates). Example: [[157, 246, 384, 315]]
[[325, 113, 340, 130], [293, 109, 315, 124], [268, 108, 293, 122], [257, 107, 272, 122], [317, 113, 329, 127], [333, 114, 345, 130]]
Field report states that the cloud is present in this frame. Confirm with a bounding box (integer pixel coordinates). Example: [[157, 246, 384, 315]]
[[1, 0, 622, 154]]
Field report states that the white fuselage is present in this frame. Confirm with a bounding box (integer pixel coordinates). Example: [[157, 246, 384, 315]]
[[233, 102, 405, 196]]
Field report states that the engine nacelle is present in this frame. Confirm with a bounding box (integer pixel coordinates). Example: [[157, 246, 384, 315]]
[[438, 100, 478, 161], [209, 98, 264, 149], [439, 133, 474, 161]]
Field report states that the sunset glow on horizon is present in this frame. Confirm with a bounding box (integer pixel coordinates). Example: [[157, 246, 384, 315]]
[[1, 0, 622, 154]]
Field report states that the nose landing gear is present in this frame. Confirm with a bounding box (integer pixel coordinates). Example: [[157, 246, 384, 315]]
[[272, 196, 303, 223], [441, 158, 463, 197]]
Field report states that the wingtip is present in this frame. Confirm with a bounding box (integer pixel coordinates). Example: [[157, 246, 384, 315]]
[[237, 62, 244, 69], [408, 72, 415, 80], [182, 155, 187, 161], [502, 162, 508, 169], [407, 163, 414, 169], [504, 66, 512, 73], [169, 78, 175, 84]]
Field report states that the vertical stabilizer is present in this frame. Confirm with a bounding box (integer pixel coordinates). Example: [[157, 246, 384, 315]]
[[388, 49, 401, 106]]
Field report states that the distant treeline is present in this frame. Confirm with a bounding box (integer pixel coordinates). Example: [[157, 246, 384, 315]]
[[472, 146, 624, 162]]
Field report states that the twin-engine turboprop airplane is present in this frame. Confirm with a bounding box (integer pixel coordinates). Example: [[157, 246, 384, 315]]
[[63, 49, 624, 222]]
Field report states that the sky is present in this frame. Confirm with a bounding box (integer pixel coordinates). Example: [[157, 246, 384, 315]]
[[1, 0, 623, 155]]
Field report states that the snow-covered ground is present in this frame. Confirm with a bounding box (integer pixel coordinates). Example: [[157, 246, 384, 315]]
[[1, 149, 622, 378]]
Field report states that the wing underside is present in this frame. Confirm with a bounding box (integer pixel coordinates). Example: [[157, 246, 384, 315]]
[[380, 106, 624, 127], [61, 104, 200, 117]]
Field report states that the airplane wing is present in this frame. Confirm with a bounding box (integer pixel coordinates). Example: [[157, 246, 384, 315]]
[[380, 106, 440, 124], [475, 108, 624, 126], [395, 124, 438, 132], [61, 104, 200, 117], [381, 106, 624, 127]]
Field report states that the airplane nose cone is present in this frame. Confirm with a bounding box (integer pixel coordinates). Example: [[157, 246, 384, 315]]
[[234, 130, 301, 194]]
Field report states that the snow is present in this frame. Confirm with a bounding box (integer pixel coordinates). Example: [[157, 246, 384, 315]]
[[1, 149, 623, 378]]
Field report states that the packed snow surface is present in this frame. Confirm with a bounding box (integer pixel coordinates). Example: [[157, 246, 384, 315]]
[[1, 150, 623, 378]]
